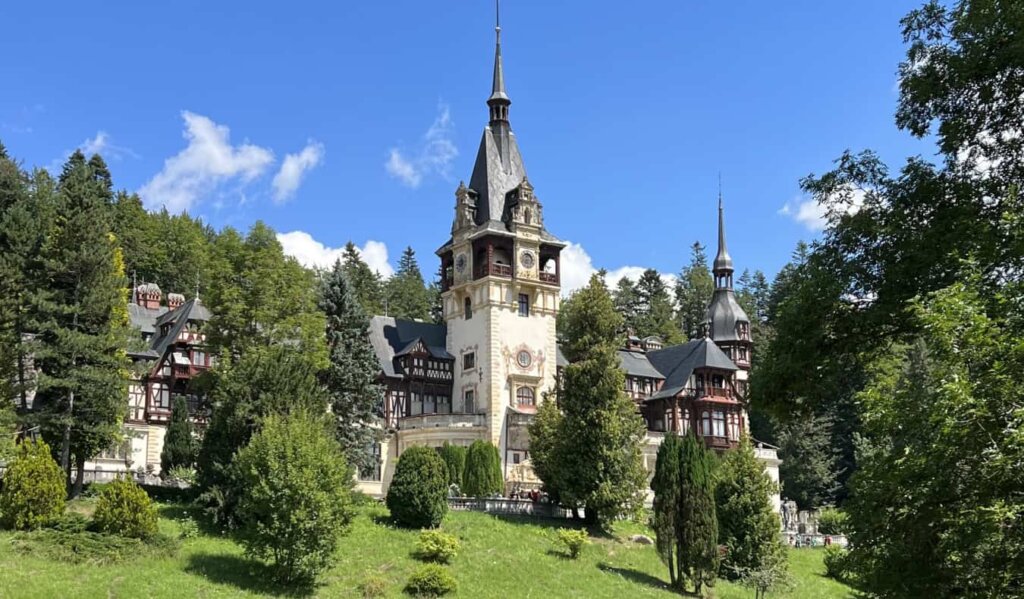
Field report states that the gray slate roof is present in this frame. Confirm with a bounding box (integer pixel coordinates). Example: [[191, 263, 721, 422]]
[[646, 338, 738, 399], [368, 316, 450, 379], [618, 350, 666, 380], [148, 298, 212, 358], [706, 289, 750, 341], [129, 303, 168, 335], [469, 126, 528, 226]]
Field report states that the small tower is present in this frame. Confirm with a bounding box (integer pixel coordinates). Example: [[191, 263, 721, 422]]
[[705, 194, 753, 391]]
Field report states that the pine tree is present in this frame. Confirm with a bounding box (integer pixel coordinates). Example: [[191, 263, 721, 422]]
[[612, 276, 640, 334], [716, 436, 786, 578], [675, 242, 714, 340], [160, 395, 197, 473], [438, 442, 467, 488], [775, 412, 841, 510], [678, 431, 719, 594], [319, 259, 383, 471], [34, 151, 129, 496], [650, 432, 683, 588], [341, 242, 384, 316], [463, 440, 502, 497], [385, 246, 431, 320], [635, 269, 680, 344]]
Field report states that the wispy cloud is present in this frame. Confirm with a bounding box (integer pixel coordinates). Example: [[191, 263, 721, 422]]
[[277, 231, 395, 278], [272, 140, 325, 203], [779, 187, 866, 232], [386, 103, 458, 188], [139, 111, 274, 213], [559, 242, 674, 296], [48, 130, 139, 173]]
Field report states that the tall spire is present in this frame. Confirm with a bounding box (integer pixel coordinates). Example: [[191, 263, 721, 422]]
[[487, 0, 510, 122], [713, 178, 734, 288]]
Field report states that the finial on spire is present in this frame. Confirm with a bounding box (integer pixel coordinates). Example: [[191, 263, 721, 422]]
[[488, 0, 510, 118], [496, 0, 501, 40], [713, 174, 734, 278]]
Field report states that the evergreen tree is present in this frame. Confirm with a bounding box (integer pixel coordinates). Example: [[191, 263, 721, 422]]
[[463, 440, 502, 497], [650, 432, 683, 588], [438, 442, 467, 488], [775, 412, 841, 509], [160, 395, 197, 473], [319, 259, 383, 471], [716, 436, 786, 578], [533, 274, 647, 528], [678, 431, 719, 595], [612, 277, 640, 334], [34, 151, 129, 496], [385, 246, 431, 321], [635, 269, 680, 344], [675, 242, 714, 340], [341, 241, 384, 316], [527, 396, 564, 502]]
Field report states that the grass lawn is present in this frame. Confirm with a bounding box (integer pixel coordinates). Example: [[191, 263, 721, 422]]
[[0, 500, 854, 598]]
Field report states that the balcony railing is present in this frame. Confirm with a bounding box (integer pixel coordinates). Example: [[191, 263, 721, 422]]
[[474, 262, 512, 279], [539, 272, 558, 284], [398, 412, 487, 431]]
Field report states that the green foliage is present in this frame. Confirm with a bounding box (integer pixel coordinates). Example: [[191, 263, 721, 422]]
[[11, 527, 178, 565], [0, 397, 15, 463], [822, 545, 852, 583], [414, 530, 460, 563], [736, 549, 794, 599], [341, 241, 385, 316], [0, 440, 66, 530], [556, 528, 589, 559], [532, 275, 647, 529], [177, 516, 199, 540], [161, 396, 197, 474], [462, 441, 502, 497], [634, 268, 682, 344], [386, 246, 432, 321], [386, 446, 448, 529], [650, 433, 682, 586], [678, 431, 719, 595], [360, 573, 389, 598], [319, 259, 383, 471], [611, 276, 640, 335], [164, 465, 197, 486], [816, 507, 849, 535], [93, 476, 158, 539], [438, 443, 466, 488], [675, 242, 714, 340], [233, 412, 355, 584], [715, 436, 786, 577], [775, 411, 841, 510], [404, 563, 457, 597]]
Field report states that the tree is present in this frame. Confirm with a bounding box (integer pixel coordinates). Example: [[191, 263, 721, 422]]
[[611, 277, 640, 334], [386, 246, 432, 320], [532, 274, 647, 528], [319, 259, 383, 471], [527, 396, 564, 501], [341, 241, 384, 316], [438, 442, 467, 489], [775, 412, 841, 510], [386, 446, 448, 528], [462, 440, 502, 497], [675, 242, 714, 340], [93, 476, 158, 539], [716, 436, 786, 578], [650, 432, 683, 588], [34, 151, 129, 496], [160, 396, 197, 473], [0, 439, 66, 530], [234, 412, 354, 584], [678, 431, 719, 595], [635, 269, 680, 344]]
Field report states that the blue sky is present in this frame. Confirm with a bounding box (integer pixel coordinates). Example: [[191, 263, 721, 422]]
[[0, 1, 935, 290]]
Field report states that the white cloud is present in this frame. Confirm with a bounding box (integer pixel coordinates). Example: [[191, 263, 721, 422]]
[[81, 131, 109, 156], [139, 111, 274, 213], [780, 186, 866, 232], [48, 130, 138, 173], [385, 104, 458, 188], [559, 242, 674, 295], [277, 231, 395, 278], [272, 140, 324, 203]]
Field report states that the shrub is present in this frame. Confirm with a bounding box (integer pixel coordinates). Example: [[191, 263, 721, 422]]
[[82, 482, 112, 498], [462, 440, 502, 497], [0, 439, 66, 530], [11, 528, 178, 565], [405, 564, 457, 597], [556, 528, 590, 559], [48, 512, 90, 534], [161, 396, 197, 473], [93, 476, 159, 539], [823, 545, 853, 582], [234, 412, 355, 584], [177, 517, 199, 539], [415, 529, 460, 563], [817, 507, 850, 535], [164, 465, 197, 486], [360, 573, 389, 598], [438, 443, 466, 488], [386, 446, 448, 529]]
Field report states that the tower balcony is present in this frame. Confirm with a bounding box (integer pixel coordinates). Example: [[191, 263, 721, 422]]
[[474, 262, 512, 279]]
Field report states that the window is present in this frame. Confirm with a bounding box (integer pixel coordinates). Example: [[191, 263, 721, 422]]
[[701, 411, 712, 436], [518, 293, 530, 317], [424, 394, 436, 414], [464, 389, 475, 414], [681, 408, 691, 433], [97, 439, 129, 461], [464, 297, 472, 319], [411, 392, 423, 416], [513, 452, 522, 465], [192, 349, 206, 367], [358, 442, 382, 481], [516, 386, 535, 407], [713, 410, 726, 437], [152, 383, 170, 409], [463, 352, 475, 370], [728, 412, 740, 440], [437, 395, 451, 414]]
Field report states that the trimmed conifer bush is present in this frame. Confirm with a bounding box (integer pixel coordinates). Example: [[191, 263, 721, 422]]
[[405, 564, 457, 597], [0, 439, 66, 530], [462, 440, 502, 497], [160, 396, 197, 474], [93, 476, 158, 539], [438, 443, 466, 489], [386, 446, 448, 528], [414, 529, 460, 563]]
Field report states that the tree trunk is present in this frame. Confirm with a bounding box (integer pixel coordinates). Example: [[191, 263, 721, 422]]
[[71, 454, 86, 498]]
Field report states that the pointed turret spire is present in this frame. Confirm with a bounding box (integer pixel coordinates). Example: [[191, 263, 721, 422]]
[[713, 179, 734, 288], [487, 0, 511, 123]]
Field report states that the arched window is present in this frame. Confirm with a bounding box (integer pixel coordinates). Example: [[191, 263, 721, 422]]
[[464, 297, 472, 319], [516, 386, 535, 407], [701, 411, 712, 436]]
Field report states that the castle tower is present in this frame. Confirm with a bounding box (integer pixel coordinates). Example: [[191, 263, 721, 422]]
[[436, 9, 564, 468], [705, 195, 753, 392]]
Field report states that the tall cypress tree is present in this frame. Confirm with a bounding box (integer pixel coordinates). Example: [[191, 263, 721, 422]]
[[675, 242, 714, 340], [319, 259, 383, 470], [463, 440, 503, 497], [35, 151, 129, 495], [678, 431, 719, 595], [385, 246, 431, 320], [651, 432, 683, 588], [160, 396, 197, 473], [341, 242, 384, 316]]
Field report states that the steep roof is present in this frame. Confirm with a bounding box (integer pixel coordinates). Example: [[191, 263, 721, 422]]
[[368, 316, 450, 379], [646, 338, 738, 399], [148, 298, 211, 358], [618, 349, 665, 380], [128, 303, 168, 335], [706, 289, 750, 341]]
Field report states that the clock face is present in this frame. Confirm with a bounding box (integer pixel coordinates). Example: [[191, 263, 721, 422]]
[[519, 251, 535, 269], [517, 350, 532, 368], [455, 254, 467, 273]]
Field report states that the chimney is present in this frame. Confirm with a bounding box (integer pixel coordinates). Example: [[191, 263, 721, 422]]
[[167, 293, 185, 310], [135, 283, 162, 310]]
